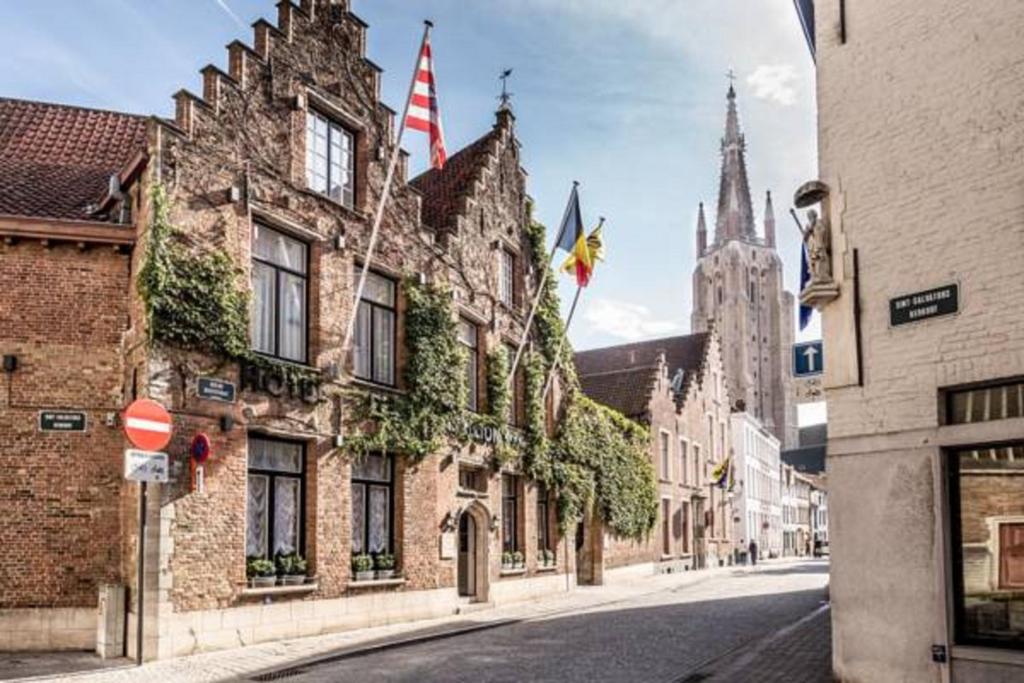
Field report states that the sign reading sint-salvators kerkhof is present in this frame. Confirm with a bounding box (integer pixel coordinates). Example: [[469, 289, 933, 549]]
[[890, 283, 959, 327]]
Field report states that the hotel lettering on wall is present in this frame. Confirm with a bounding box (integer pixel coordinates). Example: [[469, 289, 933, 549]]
[[239, 360, 321, 404], [889, 283, 959, 327]]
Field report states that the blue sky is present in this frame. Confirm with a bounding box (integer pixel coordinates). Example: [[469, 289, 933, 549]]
[[0, 0, 823, 420]]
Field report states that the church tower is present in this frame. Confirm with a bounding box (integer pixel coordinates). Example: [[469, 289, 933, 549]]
[[691, 85, 797, 448]]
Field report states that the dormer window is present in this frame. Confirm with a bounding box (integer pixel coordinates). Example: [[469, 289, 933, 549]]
[[306, 109, 355, 208]]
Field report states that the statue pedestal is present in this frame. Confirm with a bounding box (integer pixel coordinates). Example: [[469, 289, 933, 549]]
[[800, 281, 840, 309]]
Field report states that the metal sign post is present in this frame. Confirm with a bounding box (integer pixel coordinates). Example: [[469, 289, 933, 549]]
[[136, 481, 146, 666]]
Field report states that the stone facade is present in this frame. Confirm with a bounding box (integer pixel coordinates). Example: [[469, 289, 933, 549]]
[[810, 1, 1024, 680], [732, 411, 783, 560], [0, 0, 573, 659], [691, 87, 797, 448], [575, 332, 736, 578]]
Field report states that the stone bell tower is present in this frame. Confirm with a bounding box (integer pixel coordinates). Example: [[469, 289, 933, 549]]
[[691, 84, 797, 448]]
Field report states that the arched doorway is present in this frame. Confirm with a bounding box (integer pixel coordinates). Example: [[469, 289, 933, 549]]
[[457, 503, 489, 602]]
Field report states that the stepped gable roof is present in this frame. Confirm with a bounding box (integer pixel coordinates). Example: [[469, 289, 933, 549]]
[[574, 333, 711, 418], [0, 98, 147, 220], [410, 128, 498, 231]]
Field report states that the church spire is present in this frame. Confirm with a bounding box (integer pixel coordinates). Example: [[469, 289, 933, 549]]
[[714, 83, 757, 244], [696, 202, 707, 256], [764, 190, 776, 248]]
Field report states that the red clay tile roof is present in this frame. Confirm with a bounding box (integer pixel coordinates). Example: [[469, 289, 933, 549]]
[[575, 333, 711, 418], [410, 128, 497, 230], [0, 98, 148, 220]]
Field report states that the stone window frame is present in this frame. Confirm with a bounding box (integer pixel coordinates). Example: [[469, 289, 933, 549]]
[[302, 89, 367, 212], [305, 107, 357, 208]]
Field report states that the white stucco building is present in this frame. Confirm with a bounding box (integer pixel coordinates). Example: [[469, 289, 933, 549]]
[[732, 412, 782, 560]]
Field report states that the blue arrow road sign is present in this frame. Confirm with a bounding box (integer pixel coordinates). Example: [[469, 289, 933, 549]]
[[793, 341, 823, 377]]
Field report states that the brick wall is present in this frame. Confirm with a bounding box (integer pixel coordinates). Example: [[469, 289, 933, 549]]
[[0, 240, 131, 607]]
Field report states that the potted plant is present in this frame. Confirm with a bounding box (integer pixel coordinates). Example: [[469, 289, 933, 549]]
[[352, 553, 375, 581], [276, 552, 308, 586], [246, 556, 277, 588], [501, 551, 514, 569], [374, 553, 396, 580], [512, 550, 524, 569], [542, 549, 554, 567]]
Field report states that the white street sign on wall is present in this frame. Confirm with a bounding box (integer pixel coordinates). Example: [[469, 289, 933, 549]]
[[124, 449, 169, 483]]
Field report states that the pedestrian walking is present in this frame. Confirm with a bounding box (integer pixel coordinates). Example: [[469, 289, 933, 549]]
[[748, 539, 758, 566]]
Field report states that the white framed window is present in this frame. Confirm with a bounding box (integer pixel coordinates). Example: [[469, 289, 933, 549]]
[[498, 248, 515, 306], [659, 430, 671, 480], [306, 109, 355, 207], [458, 318, 479, 412], [246, 436, 305, 560], [351, 454, 394, 556], [251, 224, 308, 363], [353, 268, 396, 386]]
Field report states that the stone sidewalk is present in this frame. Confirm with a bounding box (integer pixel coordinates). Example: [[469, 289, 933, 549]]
[[1, 558, 816, 683]]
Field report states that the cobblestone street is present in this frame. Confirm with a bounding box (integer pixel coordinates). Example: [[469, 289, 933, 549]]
[[0, 560, 830, 682]]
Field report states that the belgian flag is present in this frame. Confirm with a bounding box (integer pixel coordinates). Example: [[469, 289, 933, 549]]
[[561, 220, 605, 288]]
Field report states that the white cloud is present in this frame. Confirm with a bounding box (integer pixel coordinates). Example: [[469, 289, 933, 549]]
[[583, 298, 684, 342], [746, 64, 799, 106]]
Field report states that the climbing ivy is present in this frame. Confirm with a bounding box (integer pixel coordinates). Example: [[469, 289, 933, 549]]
[[138, 184, 319, 387], [344, 278, 468, 460], [484, 346, 519, 466]]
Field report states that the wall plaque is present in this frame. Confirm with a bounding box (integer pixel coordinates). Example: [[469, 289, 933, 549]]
[[197, 377, 236, 403], [890, 284, 958, 327], [39, 411, 87, 432]]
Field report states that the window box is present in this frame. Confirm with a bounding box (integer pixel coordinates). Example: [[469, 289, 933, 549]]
[[536, 565, 557, 573], [348, 577, 406, 589], [500, 567, 526, 577], [242, 581, 318, 598], [354, 570, 376, 582]]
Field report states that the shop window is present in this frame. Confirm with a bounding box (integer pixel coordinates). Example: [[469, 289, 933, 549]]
[[948, 380, 1024, 424], [251, 224, 308, 363], [537, 484, 552, 552], [246, 437, 305, 560], [458, 319, 480, 412], [351, 454, 394, 557], [353, 268, 396, 386], [949, 441, 1024, 650], [306, 109, 355, 207], [502, 475, 519, 553]]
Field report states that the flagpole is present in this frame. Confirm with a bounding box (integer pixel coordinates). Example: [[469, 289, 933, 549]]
[[541, 285, 583, 402], [341, 20, 433, 362], [506, 182, 579, 390]]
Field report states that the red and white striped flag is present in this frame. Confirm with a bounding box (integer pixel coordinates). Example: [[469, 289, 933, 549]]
[[405, 34, 447, 170]]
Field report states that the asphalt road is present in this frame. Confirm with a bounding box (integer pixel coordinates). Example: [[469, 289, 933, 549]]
[[269, 560, 830, 683]]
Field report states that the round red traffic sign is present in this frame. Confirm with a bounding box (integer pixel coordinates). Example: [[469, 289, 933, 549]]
[[123, 399, 172, 451], [190, 433, 212, 464]]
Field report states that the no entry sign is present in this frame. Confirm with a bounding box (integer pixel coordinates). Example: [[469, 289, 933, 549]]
[[123, 399, 172, 451]]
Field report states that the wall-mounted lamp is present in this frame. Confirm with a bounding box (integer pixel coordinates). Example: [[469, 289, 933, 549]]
[[2, 355, 16, 373]]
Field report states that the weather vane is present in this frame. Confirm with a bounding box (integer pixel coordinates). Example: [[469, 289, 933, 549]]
[[498, 68, 514, 109], [726, 68, 737, 85]]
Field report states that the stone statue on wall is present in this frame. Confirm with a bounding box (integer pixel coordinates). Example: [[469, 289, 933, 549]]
[[801, 208, 832, 283]]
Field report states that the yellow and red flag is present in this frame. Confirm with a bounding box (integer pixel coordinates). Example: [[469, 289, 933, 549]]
[[561, 219, 605, 287]]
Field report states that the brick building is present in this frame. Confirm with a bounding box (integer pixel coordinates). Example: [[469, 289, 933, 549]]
[[0, 0, 577, 660], [574, 332, 735, 578], [802, 1, 1024, 680]]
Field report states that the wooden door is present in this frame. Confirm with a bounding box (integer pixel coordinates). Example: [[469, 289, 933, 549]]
[[999, 523, 1024, 589], [458, 514, 476, 597]]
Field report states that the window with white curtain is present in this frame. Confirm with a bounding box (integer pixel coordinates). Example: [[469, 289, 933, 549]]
[[353, 269, 396, 386], [305, 109, 355, 208], [251, 223, 308, 363], [458, 319, 479, 412], [246, 436, 305, 560], [498, 248, 515, 307], [351, 454, 393, 556]]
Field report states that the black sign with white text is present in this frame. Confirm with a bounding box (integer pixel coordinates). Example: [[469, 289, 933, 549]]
[[197, 377, 236, 403], [890, 284, 959, 327], [39, 411, 87, 432]]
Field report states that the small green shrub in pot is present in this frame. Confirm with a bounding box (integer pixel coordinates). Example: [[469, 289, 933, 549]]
[[512, 551, 524, 568], [276, 553, 308, 585], [352, 553, 375, 581], [374, 553, 396, 579], [501, 551, 513, 568], [246, 556, 277, 588]]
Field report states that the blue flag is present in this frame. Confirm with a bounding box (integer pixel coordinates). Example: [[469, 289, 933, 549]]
[[555, 185, 584, 253], [793, 0, 815, 61], [799, 243, 813, 330]]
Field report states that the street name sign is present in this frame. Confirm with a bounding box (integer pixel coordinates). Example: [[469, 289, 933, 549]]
[[38, 410, 87, 432], [123, 399, 172, 451], [890, 283, 959, 327], [197, 377, 236, 403], [123, 449, 169, 483], [793, 341, 824, 378]]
